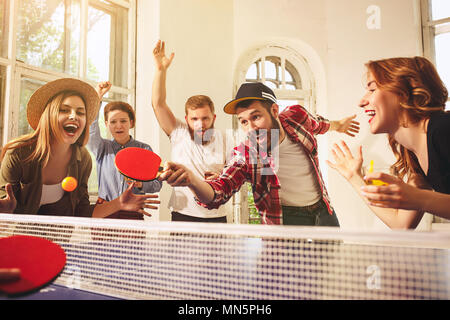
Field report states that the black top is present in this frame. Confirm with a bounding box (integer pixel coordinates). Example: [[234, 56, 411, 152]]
[[425, 111, 450, 194]]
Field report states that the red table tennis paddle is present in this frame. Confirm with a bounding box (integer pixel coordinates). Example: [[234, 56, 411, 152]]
[[0, 235, 66, 295], [115, 147, 163, 181]]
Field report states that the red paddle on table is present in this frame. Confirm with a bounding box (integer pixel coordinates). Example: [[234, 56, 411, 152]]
[[0, 235, 66, 296], [115, 147, 164, 182]]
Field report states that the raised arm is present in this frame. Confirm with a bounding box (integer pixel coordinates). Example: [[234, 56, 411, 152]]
[[151, 40, 177, 136], [87, 81, 112, 158], [281, 106, 359, 137]]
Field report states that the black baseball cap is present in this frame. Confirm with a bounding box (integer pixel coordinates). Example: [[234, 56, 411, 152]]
[[223, 82, 277, 114]]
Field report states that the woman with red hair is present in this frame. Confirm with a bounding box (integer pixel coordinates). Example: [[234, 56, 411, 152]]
[[328, 56, 450, 229]]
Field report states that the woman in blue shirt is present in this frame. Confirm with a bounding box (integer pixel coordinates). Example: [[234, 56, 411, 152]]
[[88, 81, 162, 219]]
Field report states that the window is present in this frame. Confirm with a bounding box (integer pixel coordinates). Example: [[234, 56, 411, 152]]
[[235, 45, 316, 224], [0, 0, 136, 196], [421, 0, 450, 225], [242, 48, 315, 113], [421, 0, 450, 110]]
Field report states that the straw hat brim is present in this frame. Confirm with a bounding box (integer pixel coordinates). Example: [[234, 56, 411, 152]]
[[27, 78, 100, 130]]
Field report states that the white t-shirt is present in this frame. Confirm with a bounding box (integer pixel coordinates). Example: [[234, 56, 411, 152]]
[[40, 183, 65, 206], [169, 120, 227, 218], [276, 136, 321, 206]]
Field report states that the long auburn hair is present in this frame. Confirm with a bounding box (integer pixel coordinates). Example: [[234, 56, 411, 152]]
[[366, 56, 448, 180], [0, 91, 89, 166]]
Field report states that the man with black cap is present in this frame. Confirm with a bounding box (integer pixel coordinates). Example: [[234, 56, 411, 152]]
[[159, 82, 359, 225]]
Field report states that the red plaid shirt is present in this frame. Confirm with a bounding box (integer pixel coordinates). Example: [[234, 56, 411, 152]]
[[197, 105, 334, 224]]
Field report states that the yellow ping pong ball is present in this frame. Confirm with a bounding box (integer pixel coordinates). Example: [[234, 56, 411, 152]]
[[62, 176, 77, 192]]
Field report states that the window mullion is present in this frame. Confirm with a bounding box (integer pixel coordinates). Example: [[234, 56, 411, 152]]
[[79, 0, 88, 79], [435, 24, 450, 35], [421, 0, 435, 63], [127, 0, 136, 92], [64, 0, 72, 74], [261, 57, 266, 83], [3, 0, 19, 144]]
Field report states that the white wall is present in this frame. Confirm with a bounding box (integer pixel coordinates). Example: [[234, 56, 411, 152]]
[[136, 0, 432, 230], [136, 0, 234, 221]]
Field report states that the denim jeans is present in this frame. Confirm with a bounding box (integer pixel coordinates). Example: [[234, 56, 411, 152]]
[[282, 199, 340, 226]]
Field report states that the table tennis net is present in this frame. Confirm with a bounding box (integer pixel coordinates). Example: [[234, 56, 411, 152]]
[[1, 214, 449, 300]]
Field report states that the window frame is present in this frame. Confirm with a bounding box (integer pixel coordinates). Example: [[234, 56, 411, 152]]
[[0, 0, 136, 198], [421, 0, 450, 224], [421, 0, 450, 108]]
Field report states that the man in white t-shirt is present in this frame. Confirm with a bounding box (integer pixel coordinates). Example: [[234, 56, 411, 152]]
[[159, 82, 361, 226], [151, 40, 227, 222]]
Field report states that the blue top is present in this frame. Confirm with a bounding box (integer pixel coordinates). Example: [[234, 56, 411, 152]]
[[87, 116, 162, 201]]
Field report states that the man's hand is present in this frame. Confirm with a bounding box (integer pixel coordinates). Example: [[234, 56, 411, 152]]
[[153, 40, 175, 71], [204, 170, 221, 180], [158, 162, 194, 187], [159, 162, 216, 205], [330, 114, 360, 137]]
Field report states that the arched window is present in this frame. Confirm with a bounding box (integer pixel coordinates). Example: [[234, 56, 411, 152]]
[[236, 45, 316, 114]]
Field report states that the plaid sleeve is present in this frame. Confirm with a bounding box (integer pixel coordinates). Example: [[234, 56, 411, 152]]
[[282, 105, 330, 135], [195, 148, 249, 210]]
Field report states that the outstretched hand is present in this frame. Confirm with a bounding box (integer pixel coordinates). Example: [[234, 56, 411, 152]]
[[0, 183, 17, 213], [331, 114, 360, 137], [153, 40, 175, 71], [118, 182, 160, 217], [326, 140, 363, 181]]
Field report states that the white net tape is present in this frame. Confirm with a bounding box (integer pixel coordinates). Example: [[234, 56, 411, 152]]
[[1, 214, 449, 300]]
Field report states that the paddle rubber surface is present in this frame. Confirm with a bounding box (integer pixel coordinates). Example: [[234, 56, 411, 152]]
[[115, 147, 162, 182], [0, 235, 66, 295]]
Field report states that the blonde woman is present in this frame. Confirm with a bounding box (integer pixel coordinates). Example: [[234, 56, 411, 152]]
[[328, 57, 450, 229], [0, 78, 159, 218]]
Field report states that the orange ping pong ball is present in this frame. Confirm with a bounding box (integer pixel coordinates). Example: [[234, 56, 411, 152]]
[[61, 176, 77, 192]]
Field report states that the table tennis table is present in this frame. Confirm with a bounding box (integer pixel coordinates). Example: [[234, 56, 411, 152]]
[[1, 214, 449, 300]]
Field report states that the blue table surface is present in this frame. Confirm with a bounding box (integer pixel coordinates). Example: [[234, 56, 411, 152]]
[[0, 283, 121, 300]]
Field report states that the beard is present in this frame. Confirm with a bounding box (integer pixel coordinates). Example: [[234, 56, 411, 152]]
[[247, 114, 281, 152], [189, 123, 215, 145]]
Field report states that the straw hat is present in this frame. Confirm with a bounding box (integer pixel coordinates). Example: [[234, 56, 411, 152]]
[[27, 78, 100, 130]]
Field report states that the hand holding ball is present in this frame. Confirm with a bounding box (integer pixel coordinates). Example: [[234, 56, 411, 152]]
[[61, 176, 77, 192]]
